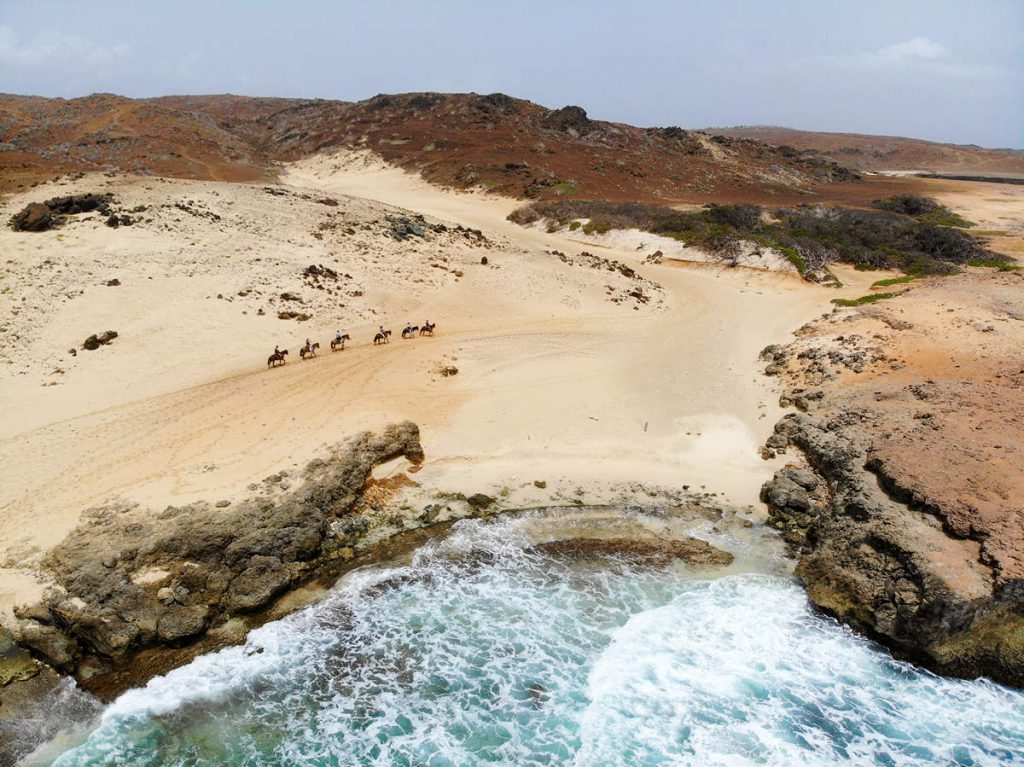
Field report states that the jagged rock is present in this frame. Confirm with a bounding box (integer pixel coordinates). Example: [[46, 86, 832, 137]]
[[539, 105, 593, 133], [225, 557, 291, 612], [10, 203, 54, 231], [0, 630, 39, 685], [760, 411, 1023, 686], [15, 422, 426, 677], [532, 536, 734, 568], [44, 193, 113, 215], [82, 331, 118, 350], [466, 494, 495, 510], [156, 587, 176, 606], [386, 214, 426, 240], [14, 624, 78, 672], [157, 606, 209, 643], [13, 603, 53, 624]]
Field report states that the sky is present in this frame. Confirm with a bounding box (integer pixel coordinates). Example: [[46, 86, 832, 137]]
[[0, 0, 1021, 147]]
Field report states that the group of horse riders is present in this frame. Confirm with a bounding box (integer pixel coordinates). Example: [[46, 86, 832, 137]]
[[268, 321, 436, 367]]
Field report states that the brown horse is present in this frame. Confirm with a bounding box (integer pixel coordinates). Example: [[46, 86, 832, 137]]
[[419, 321, 436, 336], [373, 329, 392, 345], [401, 326, 419, 339], [268, 349, 289, 367], [330, 334, 350, 351], [300, 342, 320, 360]]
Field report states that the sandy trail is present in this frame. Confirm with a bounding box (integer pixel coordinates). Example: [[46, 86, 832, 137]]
[[0, 151, 851, 611]]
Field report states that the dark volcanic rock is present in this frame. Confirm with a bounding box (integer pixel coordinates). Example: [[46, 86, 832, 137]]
[[10, 202, 54, 231], [539, 105, 593, 134], [82, 330, 118, 350], [44, 193, 113, 215]]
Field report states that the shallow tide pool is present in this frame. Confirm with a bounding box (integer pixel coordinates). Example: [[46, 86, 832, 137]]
[[38, 514, 1024, 766]]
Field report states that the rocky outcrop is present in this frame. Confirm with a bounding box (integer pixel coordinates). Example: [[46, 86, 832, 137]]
[[11, 422, 424, 681], [9, 202, 54, 231], [9, 193, 115, 231], [531, 536, 734, 568], [761, 413, 1022, 686], [759, 280, 1024, 688]]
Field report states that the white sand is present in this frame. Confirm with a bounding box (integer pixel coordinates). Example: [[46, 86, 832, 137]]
[[0, 150, 871, 615]]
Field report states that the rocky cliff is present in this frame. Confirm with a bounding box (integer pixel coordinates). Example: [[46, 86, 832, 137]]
[[10, 422, 425, 685], [759, 272, 1023, 686]]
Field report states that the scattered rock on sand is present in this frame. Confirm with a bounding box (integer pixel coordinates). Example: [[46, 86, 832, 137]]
[[9, 203, 54, 232], [82, 331, 118, 350], [466, 493, 495, 510]]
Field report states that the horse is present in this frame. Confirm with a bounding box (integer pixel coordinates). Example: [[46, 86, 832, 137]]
[[401, 326, 419, 339], [373, 329, 392, 345], [299, 342, 320, 360], [267, 349, 288, 367], [330, 334, 350, 351], [419, 321, 436, 336]]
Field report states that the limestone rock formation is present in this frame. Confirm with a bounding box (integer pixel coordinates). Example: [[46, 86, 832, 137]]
[[11, 422, 424, 678]]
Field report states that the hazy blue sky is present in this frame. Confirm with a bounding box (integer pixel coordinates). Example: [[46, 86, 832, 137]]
[[1, 0, 1021, 147]]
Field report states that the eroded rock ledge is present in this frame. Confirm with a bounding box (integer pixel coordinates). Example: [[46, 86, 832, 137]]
[[10, 421, 425, 686], [758, 274, 1023, 687]]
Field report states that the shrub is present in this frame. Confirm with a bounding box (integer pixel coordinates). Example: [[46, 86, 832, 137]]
[[507, 198, 996, 276], [968, 257, 1021, 271], [832, 292, 897, 306], [871, 275, 919, 288], [872, 195, 939, 216]]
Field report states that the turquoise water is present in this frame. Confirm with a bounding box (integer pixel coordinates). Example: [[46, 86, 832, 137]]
[[42, 515, 1024, 766]]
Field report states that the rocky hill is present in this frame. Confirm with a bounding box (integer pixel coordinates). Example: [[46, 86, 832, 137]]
[[709, 126, 1024, 177], [1, 92, 859, 201]]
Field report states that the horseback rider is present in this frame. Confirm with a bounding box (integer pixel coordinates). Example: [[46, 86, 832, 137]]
[[304, 338, 312, 353], [335, 329, 343, 343], [404, 321, 413, 335], [274, 345, 280, 356], [379, 325, 386, 337]]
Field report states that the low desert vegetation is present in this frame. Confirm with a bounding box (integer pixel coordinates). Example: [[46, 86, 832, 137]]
[[831, 292, 898, 307], [870, 275, 920, 289], [509, 199, 1004, 278], [968, 257, 1022, 271], [871, 194, 975, 228]]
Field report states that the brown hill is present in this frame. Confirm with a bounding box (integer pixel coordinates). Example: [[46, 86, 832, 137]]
[[709, 126, 1024, 176], [2, 91, 861, 202]]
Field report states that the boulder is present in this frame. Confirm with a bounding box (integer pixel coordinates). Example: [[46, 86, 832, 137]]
[[14, 624, 78, 672], [225, 558, 292, 612], [156, 606, 209, 643], [466, 494, 495, 510], [82, 331, 118, 351], [10, 203, 53, 232]]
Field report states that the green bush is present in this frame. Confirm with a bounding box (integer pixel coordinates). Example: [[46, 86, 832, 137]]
[[968, 257, 1022, 271], [871, 275, 919, 288], [832, 292, 897, 307], [872, 195, 938, 216]]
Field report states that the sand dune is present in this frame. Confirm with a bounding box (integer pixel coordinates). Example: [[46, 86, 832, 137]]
[[0, 150, 874, 615]]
